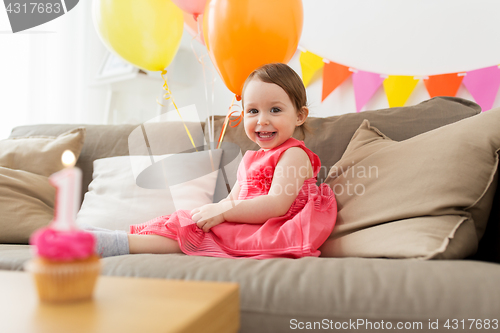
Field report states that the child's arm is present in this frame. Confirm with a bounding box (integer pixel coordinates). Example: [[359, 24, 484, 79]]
[[191, 147, 313, 232], [190, 176, 241, 231], [218, 181, 241, 204]]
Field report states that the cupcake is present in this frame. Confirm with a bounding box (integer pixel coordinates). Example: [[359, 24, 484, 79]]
[[25, 227, 101, 302]]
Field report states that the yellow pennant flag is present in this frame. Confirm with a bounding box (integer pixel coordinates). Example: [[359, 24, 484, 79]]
[[383, 75, 419, 107], [299, 51, 324, 87]]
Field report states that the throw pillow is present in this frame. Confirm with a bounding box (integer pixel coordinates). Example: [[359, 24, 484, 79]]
[[75, 150, 223, 232], [321, 107, 500, 259], [0, 167, 55, 244], [0, 128, 86, 177]]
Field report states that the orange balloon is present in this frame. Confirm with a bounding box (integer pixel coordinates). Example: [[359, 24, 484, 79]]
[[203, 0, 303, 97]]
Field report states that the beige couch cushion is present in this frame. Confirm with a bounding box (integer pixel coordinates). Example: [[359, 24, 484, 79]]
[[321, 107, 500, 259], [0, 128, 85, 177], [0, 245, 32, 270], [0, 168, 55, 244], [0, 128, 87, 244]]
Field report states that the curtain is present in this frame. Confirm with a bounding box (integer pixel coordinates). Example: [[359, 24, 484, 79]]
[[0, 1, 106, 139]]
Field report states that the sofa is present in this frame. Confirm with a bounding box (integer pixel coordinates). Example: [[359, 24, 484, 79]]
[[1, 96, 500, 332]]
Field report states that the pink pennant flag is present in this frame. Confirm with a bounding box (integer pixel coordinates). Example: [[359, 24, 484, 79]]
[[352, 70, 385, 112], [462, 66, 500, 112]]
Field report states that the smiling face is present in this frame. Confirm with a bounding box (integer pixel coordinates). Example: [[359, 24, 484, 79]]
[[243, 78, 306, 150]]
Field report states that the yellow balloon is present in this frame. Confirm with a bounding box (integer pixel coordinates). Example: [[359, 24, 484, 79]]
[[93, 0, 184, 72]]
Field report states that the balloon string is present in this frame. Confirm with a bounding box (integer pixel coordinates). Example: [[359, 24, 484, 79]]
[[202, 18, 216, 149], [191, 40, 216, 148], [217, 95, 243, 149], [190, 20, 217, 149], [156, 69, 198, 152]]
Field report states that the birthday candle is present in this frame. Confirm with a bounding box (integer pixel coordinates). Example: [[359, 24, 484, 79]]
[[49, 150, 82, 231]]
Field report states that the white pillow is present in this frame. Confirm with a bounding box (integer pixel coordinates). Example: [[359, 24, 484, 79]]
[[76, 150, 222, 231]]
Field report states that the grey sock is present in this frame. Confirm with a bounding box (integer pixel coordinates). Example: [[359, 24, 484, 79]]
[[89, 230, 130, 258]]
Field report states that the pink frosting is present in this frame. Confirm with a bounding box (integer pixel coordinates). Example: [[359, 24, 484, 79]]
[[30, 227, 96, 261]]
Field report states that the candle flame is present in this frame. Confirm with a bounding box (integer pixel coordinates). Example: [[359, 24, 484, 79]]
[[61, 150, 76, 167]]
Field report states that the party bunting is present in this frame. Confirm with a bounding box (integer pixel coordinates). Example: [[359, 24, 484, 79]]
[[383, 75, 419, 108], [352, 70, 385, 112], [462, 66, 500, 111], [298, 49, 500, 112], [321, 61, 352, 101], [423, 73, 464, 98], [299, 51, 325, 87]]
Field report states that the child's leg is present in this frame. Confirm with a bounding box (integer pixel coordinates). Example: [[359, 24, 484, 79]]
[[128, 234, 183, 254]]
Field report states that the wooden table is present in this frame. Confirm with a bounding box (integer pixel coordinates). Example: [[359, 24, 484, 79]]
[[0, 270, 239, 333]]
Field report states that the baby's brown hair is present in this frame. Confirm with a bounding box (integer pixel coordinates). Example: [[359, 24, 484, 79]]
[[241, 63, 310, 138]]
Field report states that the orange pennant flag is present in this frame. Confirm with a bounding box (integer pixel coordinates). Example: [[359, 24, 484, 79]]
[[423, 73, 464, 98], [322, 62, 352, 101]]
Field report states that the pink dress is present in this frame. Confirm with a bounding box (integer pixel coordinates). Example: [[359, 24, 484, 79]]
[[130, 137, 337, 259]]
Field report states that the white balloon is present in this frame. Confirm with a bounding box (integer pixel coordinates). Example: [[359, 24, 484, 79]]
[[300, 0, 500, 76]]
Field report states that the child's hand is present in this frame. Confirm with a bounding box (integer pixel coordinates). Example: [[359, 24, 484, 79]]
[[190, 203, 225, 233]]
